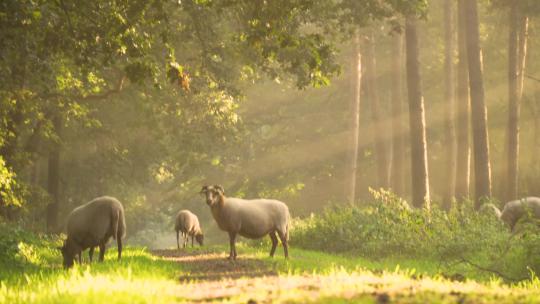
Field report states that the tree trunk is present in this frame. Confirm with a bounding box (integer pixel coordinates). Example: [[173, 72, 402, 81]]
[[443, 0, 457, 209], [391, 31, 405, 197], [348, 32, 362, 204], [405, 16, 430, 209], [46, 115, 62, 233], [455, 0, 471, 201], [364, 32, 390, 189], [505, 8, 529, 201], [464, 0, 492, 208]]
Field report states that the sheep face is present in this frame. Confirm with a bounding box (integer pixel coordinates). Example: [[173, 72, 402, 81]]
[[58, 239, 81, 269], [200, 185, 224, 207], [196, 233, 204, 246]]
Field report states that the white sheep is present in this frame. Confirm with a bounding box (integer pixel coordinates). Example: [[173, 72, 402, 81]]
[[500, 197, 540, 230], [200, 185, 290, 259], [175, 210, 204, 248]]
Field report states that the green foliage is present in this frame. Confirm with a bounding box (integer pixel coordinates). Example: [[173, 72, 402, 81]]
[[0, 157, 21, 207], [291, 190, 540, 281], [0, 221, 61, 279]]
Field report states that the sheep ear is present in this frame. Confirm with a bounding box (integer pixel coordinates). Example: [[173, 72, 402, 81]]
[[199, 185, 208, 194], [214, 185, 225, 195]]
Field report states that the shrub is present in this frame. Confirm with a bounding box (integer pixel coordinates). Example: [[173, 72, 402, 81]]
[[0, 221, 61, 278], [290, 189, 540, 281]]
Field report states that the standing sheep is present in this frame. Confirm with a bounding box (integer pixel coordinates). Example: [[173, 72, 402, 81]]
[[175, 210, 204, 249], [500, 197, 540, 230], [200, 185, 290, 260], [58, 196, 126, 268]]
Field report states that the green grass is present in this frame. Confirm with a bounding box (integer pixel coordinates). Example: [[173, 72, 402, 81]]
[[2, 242, 540, 303]]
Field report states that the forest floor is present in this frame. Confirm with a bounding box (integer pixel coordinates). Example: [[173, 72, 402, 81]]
[[2, 245, 540, 303], [149, 247, 540, 303]]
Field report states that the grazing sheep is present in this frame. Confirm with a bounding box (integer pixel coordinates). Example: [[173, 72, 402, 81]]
[[59, 196, 126, 268], [200, 185, 290, 260], [500, 197, 540, 230], [479, 203, 502, 218], [175, 210, 204, 249]]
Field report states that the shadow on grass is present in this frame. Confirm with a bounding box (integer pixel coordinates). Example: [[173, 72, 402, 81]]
[[152, 248, 278, 281]]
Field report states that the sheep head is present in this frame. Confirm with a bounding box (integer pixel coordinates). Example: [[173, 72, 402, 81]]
[[200, 185, 225, 207], [58, 239, 81, 269], [195, 233, 204, 246]]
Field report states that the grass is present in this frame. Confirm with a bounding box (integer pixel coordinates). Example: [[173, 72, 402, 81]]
[[2, 242, 540, 303]]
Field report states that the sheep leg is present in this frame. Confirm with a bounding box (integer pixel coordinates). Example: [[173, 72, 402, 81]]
[[277, 230, 289, 259], [89, 247, 94, 263], [191, 234, 194, 247], [117, 235, 123, 260], [228, 231, 237, 260], [269, 232, 278, 257], [176, 230, 180, 250], [183, 232, 188, 248], [98, 243, 106, 262]]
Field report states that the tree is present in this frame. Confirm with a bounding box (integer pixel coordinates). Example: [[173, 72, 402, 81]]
[[348, 32, 362, 204], [455, 0, 471, 201], [364, 31, 390, 189], [464, 0, 492, 208], [405, 15, 430, 209], [391, 30, 406, 197], [505, 4, 529, 201], [443, 0, 457, 208], [46, 115, 62, 233]]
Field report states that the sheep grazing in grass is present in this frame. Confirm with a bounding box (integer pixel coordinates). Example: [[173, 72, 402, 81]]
[[175, 210, 204, 249], [200, 185, 290, 260], [479, 203, 502, 218], [500, 197, 540, 230], [59, 196, 126, 268]]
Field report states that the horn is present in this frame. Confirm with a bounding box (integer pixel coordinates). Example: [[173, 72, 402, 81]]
[[214, 185, 225, 195]]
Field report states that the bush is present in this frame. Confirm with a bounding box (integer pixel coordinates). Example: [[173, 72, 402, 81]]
[[290, 189, 540, 281], [0, 221, 61, 278]]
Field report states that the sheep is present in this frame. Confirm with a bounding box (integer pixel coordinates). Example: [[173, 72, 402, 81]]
[[479, 203, 502, 218], [500, 197, 540, 230], [58, 196, 126, 268], [200, 185, 290, 260], [175, 209, 204, 249]]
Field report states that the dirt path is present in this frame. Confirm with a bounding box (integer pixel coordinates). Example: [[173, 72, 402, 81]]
[[149, 249, 531, 303]]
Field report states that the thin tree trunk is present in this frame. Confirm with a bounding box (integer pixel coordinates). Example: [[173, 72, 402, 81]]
[[505, 5, 520, 201], [348, 32, 362, 204], [517, 14, 528, 100], [405, 16, 430, 209], [455, 0, 471, 201], [464, 0, 492, 208], [505, 9, 528, 201], [46, 115, 62, 233], [391, 31, 405, 197], [364, 32, 390, 189], [443, 0, 457, 209]]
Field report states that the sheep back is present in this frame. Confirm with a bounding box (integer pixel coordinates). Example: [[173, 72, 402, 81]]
[[66, 196, 126, 250], [214, 198, 290, 239], [501, 197, 540, 228], [175, 210, 201, 235], [479, 203, 502, 218]]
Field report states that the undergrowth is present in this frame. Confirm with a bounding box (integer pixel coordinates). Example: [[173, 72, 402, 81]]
[[290, 189, 540, 282]]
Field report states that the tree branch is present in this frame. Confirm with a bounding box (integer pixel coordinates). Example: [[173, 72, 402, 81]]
[[525, 74, 540, 83], [458, 257, 527, 282], [82, 76, 126, 101]]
